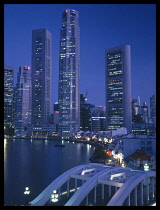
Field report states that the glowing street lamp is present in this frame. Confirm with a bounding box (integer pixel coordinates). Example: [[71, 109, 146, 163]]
[[24, 187, 30, 206], [144, 163, 149, 171], [51, 190, 59, 203]]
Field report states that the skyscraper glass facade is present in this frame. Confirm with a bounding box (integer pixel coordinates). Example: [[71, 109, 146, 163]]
[[105, 45, 132, 132], [31, 28, 52, 124], [4, 66, 14, 128], [14, 66, 32, 136], [58, 9, 80, 137]]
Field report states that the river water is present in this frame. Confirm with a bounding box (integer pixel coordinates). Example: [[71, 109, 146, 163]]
[[4, 138, 94, 206]]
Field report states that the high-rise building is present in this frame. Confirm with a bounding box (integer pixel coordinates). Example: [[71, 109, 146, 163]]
[[58, 9, 80, 137], [4, 66, 14, 132], [31, 28, 52, 124], [105, 45, 132, 132], [14, 66, 32, 136], [91, 106, 106, 132], [141, 102, 148, 123], [150, 94, 156, 123]]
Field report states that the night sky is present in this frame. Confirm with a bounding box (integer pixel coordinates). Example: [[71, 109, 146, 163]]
[[4, 4, 156, 112]]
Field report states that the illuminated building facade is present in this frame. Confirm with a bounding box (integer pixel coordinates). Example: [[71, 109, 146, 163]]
[[105, 45, 132, 132], [4, 66, 14, 129], [58, 9, 80, 137], [31, 28, 52, 124], [14, 66, 32, 136]]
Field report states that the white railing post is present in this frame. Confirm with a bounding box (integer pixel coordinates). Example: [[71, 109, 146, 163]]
[[140, 181, 143, 206]]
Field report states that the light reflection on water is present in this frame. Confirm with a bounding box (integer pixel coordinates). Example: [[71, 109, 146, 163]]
[[4, 138, 94, 206]]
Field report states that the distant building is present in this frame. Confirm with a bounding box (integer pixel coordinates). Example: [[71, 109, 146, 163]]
[[91, 106, 106, 132], [80, 94, 95, 131], [14, 66, 32, 136], [58, 9, 80, 137], [4, 66, 14, 132], [132, 122, 156, 135], [131, 98, 142, 123], [150, 94, 156, 124], [31, 28, 52, 124], [105, 45, 132, 132], [141, 102, 148, 123], [119, 135, 156, 158]]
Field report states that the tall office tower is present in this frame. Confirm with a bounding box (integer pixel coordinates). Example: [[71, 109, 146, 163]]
[[150, 94, 156, 123], [105, 45, 132, 132], [14, 66, 32, 136], [141, 102, 148, 123], [31, 28, 52, 124], [4, 66, 14, 132], [58, 9, 80, 137]]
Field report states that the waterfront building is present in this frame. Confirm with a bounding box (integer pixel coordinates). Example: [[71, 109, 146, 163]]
[[27, 124, 56, 137], [58, 9, 80, 137], [150, 94, 156, 124], [91, 106, 106, 132], [14, 66, 32, 136], [105, 45, 132, 132], [4, 65, 14, 135], [31, 28, 52, 124]]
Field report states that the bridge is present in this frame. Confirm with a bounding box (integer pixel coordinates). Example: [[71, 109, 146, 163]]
[[29, 163, 156, 206]]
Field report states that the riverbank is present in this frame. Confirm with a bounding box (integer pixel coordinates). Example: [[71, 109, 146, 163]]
[[6, 136, 108, 148]]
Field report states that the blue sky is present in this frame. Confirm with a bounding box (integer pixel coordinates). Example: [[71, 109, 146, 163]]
[[4, 4, 156, 111]]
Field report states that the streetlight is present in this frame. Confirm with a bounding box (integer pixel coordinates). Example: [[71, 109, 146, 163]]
[[144, 163, 149, 171], [51, 190, 59, 204], [24, 187, 30, 206]]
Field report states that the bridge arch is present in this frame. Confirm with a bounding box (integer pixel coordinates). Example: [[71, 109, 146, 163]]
[[65, 166, 125, 206], [29, 164, 85, 206], [107, 170, 156, 206]]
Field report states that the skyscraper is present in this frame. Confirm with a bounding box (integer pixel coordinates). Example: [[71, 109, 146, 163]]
[[31, 28, 52, 124], [4, 66, 14, 129], [58, 9, 80, 137], [105, 45, 132, 132], [14, 66, 32, 136]]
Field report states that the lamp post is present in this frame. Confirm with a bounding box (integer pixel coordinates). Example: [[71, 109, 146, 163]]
[[24, 187, 30, 206], [144, 163, 149, 171], [51, 190, 59, 204]]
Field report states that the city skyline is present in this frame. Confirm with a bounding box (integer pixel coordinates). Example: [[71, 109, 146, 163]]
[[4, 4, 156, 108]]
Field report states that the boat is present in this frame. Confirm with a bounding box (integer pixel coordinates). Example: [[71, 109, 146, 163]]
[[54, 144, 65, 147]]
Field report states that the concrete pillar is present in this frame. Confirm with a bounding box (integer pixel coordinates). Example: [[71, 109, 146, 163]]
[[140, 181, 143, 206], [94, 186, 96, 204], [75, 178, 77, 191], [67, 180, 69, 197], [151, 177, 155, 200], [134, 186, 137, 206], [102, 184, 104, 200], [127, 193, 130, 206], [85, 195, 88, 206], [146, 178, 149, 203]]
